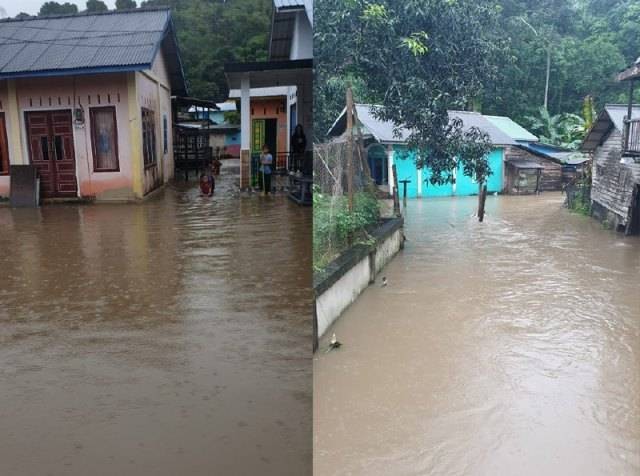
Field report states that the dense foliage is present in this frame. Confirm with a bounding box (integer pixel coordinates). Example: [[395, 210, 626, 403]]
[[38, 2, 78, 15], [316, 0, 500, 184], [30, 0, 272, 101], [481, 0, 639, 125], [316, 0, 639, 155], [313, 189, 380, 271]]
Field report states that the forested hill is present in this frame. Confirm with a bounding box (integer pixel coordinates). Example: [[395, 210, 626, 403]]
[[481, 0, 639, 121], [315, 0, 639, 144], [148, 0, 272, 100], [23, 0, 272, 101]]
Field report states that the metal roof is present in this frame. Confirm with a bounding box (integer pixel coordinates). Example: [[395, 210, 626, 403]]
[[269, 0, 312, 60], [328, 104, 517, 146], [0, 8, 186, 94], [617, 56, 640, 81], [507, 159, 544, 170], [581, 104, 640, 151], [518, 142, 590, 165], [274, 0, 305, 8], [484, 115, 539, 142]]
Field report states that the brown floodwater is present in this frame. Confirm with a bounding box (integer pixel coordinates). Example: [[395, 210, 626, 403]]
[[0, 161, 312, 476], [314, 193, 640, 476]]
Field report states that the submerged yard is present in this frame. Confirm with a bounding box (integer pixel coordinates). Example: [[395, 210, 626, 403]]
[[314, 193, 640, 476], [0, 163, 312, 476]]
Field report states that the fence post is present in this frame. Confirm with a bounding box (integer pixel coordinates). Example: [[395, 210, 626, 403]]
[[392, 164, 401, 217]]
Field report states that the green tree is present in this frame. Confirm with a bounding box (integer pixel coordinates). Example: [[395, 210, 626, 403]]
[[38, 1, 79, 16], [86, 0, 109, 12], [316, 0, 502, 184], [138, 0, 271, 101], [481, 0, 630, 124], [115, 0, 137, 9]]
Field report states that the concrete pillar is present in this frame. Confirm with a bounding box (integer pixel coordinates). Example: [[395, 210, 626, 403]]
[[240, 76, 251, 189], [127, 72, 144, 199], [417, 168, 423, 197], [7, 80, 25, 165], [387, 145, 394, 195]]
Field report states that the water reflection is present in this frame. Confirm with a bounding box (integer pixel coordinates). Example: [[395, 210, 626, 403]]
[[0, 162, 311, 476]]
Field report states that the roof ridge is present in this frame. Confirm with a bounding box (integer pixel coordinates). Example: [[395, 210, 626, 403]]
[[0, 6, 171, 24]]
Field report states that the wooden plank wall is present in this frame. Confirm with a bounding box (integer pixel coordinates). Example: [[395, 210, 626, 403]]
[[504, 146, 562, 192], [591, 130, 640, 226]]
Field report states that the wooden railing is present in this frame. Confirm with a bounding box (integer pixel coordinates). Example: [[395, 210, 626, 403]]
[[623, 118, 640, 156]]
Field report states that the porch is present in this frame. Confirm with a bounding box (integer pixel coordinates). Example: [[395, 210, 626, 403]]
[[224, 59, 312, 203]]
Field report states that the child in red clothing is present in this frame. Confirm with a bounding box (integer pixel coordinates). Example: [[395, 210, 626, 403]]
[[199, 173, 215, 196]]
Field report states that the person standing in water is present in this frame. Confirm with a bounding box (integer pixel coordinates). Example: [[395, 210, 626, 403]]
[[259, 144, 273, 195], [290, 124, 307, 172]]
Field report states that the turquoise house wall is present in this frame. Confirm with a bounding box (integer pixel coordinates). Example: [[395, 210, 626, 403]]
[[394, 148, 419, 198], [456, 148, 504, 195], [391, 145, 504, 198]]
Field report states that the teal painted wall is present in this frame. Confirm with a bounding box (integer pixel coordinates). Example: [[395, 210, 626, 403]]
[[456, 148, 503, 195], [394, 148, 419, 198], [391, 145, 504, 198]]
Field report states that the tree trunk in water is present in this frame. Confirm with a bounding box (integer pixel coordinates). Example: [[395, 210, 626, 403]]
[[478, 184, 488, 222]]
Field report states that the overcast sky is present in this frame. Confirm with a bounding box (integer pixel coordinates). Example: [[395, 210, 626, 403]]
[[0, 0, 117, 17]]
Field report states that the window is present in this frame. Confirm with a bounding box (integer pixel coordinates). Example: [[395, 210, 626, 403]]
[[142, 108, 157, 167], [90, 107, 119, 172], [163, 113, 168, 154], [0, 113, 9, 175]]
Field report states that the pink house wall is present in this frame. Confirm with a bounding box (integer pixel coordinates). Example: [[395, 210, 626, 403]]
[[0, 48, 175, 201], [137, 49, 174, 195]]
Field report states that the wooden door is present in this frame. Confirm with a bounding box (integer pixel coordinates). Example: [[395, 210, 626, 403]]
[[26, 110, 77, 198], [0, 113, 9, 174]]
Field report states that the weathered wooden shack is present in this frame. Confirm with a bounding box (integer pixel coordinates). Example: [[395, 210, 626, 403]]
[[582, 100, 640, 233]]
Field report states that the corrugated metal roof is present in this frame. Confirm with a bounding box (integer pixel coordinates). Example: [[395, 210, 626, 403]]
[[269, 0, 312, 60], [274, 0, 306, 9], [508, 159, 545, 169], [581, 104, 640, 151], [484, 115, 538, 142], [328, 104, 517, 146], [0, 8, 185, 93], [519, 142, 590, 164]]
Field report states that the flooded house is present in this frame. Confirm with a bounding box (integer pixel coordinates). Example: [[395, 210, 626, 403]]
[[0, 8, 187, 201], [484, 115, 575, 194], [581, 59, 640, 234], [327, 104, 521, 198], [229, 87, 293, 172], [225, 0, 313, 199]]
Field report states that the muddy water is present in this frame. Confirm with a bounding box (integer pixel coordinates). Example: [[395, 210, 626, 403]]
[[315, 193, 640, 476], [0, 161, 312, 476]]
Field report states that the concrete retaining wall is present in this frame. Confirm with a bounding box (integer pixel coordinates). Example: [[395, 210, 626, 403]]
[[313, 217, 404, 348]]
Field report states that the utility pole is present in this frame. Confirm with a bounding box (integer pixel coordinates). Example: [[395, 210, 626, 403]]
[[346, 86, 354, 212], [544, 47, 551, 111], [519, 17, 551, 111]]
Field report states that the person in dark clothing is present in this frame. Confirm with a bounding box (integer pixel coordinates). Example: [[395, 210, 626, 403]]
[[291, 124, 307, 171]]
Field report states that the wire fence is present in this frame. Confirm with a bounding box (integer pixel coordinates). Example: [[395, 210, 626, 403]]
[[313, 139, 381, 270]]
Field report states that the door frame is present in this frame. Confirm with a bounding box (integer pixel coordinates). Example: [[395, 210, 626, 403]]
[[24, 108, 79, 198], [627, 184, 640, 235]]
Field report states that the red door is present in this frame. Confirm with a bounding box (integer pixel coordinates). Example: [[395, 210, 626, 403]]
[[26, 110, 77, 198]]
